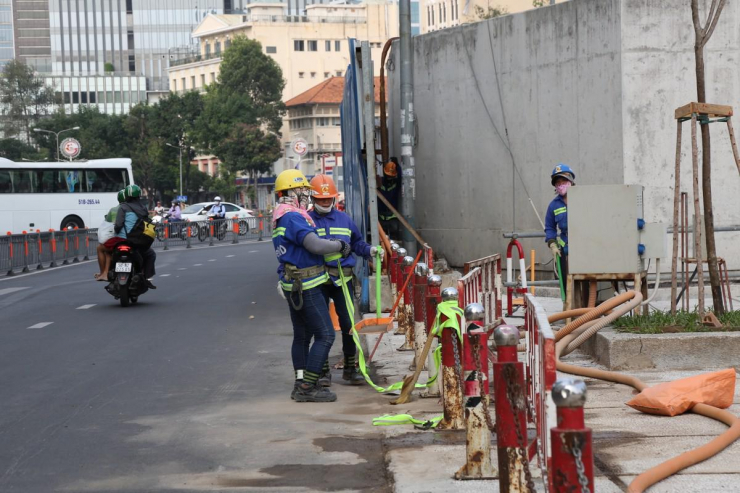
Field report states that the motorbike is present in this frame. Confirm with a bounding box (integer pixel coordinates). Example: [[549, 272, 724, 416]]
[[197, 214, 228, 242], [153, 212, 192, 241], [104, 241, 149, 307]]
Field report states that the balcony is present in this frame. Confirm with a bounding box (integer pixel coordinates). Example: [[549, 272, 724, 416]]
[[244, 14, 366, 24], [170, 52, 222, 68]]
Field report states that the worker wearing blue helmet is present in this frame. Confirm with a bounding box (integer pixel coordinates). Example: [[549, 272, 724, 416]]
[[545, 164, 575, 278]]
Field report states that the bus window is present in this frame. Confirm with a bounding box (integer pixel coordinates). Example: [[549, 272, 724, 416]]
[[12, 170, 38, 193], [38, 169, 78, 193], [0, 170, 11, 193], [85, 169, 127, 193]]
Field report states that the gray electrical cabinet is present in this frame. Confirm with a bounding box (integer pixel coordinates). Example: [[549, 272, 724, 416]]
[[568, 185, 644, 275]]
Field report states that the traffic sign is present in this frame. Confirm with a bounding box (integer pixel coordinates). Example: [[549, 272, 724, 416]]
[[176, 195, 188, 202], [60, 137, 81, 160]]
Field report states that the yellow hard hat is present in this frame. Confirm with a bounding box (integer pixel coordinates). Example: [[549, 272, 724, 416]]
[[275, 169, 310, 193]]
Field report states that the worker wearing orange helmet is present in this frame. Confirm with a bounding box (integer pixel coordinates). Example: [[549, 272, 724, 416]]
[[377, 157, 401, 241], [308, 174, 383, 385]]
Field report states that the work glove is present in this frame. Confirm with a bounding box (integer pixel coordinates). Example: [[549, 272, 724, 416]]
[[549, 241, 561, 260], [337, 239, 352, 258], [370, 246, 384, 260]]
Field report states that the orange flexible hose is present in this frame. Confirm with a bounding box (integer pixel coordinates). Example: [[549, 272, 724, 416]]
[[554, 291, 636, 342], [587, 281, 597, 307], [555, 311, 740, 493]]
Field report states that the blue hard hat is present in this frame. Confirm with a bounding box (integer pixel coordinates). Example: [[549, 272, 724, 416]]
[[551, 164, 575, 185]]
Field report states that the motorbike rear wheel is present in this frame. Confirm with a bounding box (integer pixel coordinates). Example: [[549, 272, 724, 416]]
[[120, 286, 130, 307]]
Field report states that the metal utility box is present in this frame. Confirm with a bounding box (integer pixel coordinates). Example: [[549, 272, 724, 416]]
[[569, 185, 644, 275]]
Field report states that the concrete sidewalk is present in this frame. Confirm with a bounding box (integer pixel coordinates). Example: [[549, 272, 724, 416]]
[[361, 298, 740, 493]]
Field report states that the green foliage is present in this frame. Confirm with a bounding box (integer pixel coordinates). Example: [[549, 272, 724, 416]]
[[613, 310, 740, 334], [475, 4, 508, 19], [0, 60, 59, 143], [0, 138, 47, 161], [104, 62, 114, 72], [532, 0, 546, 7]]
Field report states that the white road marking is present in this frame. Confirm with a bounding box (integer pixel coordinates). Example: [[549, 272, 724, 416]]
[[249, 250, 259, 253], [159, 274, 171, 277], [178, 268, 187, 271], [28, 322, 53, 329], [0, 287, 30, 296], [208, 259, 216, 262], [226, 255, 235, 258], [193, 264, 203, 266], [76, 304, 96, 310]]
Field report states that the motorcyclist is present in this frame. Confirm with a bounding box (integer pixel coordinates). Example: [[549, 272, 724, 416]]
[[168, 200, 182, 220], [95, 189, 126, 281], [153, 201, 165, 217], [115, 184, 157, 289]]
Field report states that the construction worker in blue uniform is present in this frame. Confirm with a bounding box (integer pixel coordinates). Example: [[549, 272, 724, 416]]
[[377, 158, 401, 241], [308, 174, 383, 385], [272, 169, 351, 403], [545, 164, 575, 280]]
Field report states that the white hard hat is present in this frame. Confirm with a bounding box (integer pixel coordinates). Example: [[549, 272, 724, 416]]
[[214, 196, 222, 202]]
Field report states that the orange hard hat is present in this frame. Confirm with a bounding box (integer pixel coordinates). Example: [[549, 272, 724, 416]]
[[383, 161, 398, 177], [310, 174, 339, 198]]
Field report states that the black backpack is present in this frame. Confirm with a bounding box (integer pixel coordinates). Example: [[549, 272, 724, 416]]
[[124, 215, 156, 248]]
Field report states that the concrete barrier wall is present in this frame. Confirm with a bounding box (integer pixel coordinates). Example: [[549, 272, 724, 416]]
[[388, 0, 740, 269]]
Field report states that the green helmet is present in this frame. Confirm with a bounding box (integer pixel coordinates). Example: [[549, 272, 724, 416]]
[[117, 189, 126, 203], [124, 184, 141, 200]]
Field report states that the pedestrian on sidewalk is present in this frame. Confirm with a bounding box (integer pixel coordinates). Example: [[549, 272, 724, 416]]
[[377, 157, 401, 241], [308, 174, 383, 386], [545, 164, 575, 281], [272, 169, 351, 403]]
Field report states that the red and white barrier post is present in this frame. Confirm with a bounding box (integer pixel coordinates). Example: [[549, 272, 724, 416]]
[[422, 274, 442, 398], [397, 253, 415, 351], [35, 230, 44, 270], [394, 247, 408, 336], [21, 231, 30, 273], [389, 243, 399, 304], [506, 239, 528, 316], [438, 287, 465, 430], [494, 324, 533, 492], [412, 262, 429, 370], [551, 378, 593, 493], [49, 229, 57, 268], [455, 302, 497, 478]]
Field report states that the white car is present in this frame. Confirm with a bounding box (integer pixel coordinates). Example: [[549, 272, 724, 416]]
[[180, 202, 256, 236]]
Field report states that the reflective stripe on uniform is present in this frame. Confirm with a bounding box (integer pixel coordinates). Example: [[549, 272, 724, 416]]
[[557, 238, 566, 248], [272, 227, 286, 238], [329, 227, 351, 237], [324, 252, 342, 262], [280, 272, 329, 291], [316, 228, 327, 236], [553, 207, 567, 216]]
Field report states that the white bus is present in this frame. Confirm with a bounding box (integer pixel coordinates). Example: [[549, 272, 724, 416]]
[[0, 158, 135, 234]]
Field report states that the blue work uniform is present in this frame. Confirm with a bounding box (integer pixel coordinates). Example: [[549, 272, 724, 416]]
[[308, 208, 372, 286], [272, 210, 334, 379], [545, 195, 568, 254], [378, 177, 400, 221], [272, 212, 329, 292]]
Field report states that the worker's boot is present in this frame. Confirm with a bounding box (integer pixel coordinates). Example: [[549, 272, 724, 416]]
[[342, 355, 364, 385], [294, 373, 337, 403], [318, 360, 332, 387], [291, 370, 305, 401]]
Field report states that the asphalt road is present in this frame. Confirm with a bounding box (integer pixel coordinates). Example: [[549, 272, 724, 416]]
[[0, 241, 394, 493]]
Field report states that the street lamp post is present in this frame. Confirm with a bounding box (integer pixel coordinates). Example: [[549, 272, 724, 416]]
[[166, 142, 185, 198], [32, 127, 80, 161]]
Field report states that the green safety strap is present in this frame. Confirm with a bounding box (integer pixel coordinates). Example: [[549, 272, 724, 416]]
[[372, 413, 443, 429], [556, 255, 566, 302], [337, 259, 463, 394]]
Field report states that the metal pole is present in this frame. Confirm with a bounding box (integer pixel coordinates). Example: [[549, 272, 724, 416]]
[[55, 132, 60, 162], [550, 379, 594, 493], [399, 0, 416, 255], [179, 145, 183, 198], [438, 287, 465, 431], [361, 41, 380, 248], [412, 262, 429, 370]]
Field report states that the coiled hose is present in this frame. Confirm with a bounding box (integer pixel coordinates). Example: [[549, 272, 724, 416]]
[[551, 291, 740, 493]]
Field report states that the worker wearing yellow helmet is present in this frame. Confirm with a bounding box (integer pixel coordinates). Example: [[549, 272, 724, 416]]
[[272, 169, 351, 403]]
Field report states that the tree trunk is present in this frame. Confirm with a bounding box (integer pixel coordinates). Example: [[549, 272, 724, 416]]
[[695, 42, 725, 314]]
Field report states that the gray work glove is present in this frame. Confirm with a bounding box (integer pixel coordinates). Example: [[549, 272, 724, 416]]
[[370, 246, 384, 260], [549, 241, 561, 260]]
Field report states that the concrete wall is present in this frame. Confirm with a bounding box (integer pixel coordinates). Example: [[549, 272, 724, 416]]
[[389, 0, 740, 269], [620, 0, 740, 268], [390, 0, 624, 266]]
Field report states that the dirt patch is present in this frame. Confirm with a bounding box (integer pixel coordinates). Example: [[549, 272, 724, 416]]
[[215, 435, 390, 492]]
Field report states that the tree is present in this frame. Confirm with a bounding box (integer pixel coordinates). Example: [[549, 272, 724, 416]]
[[0, 60, 58, 143], [475, 4, 508, 19], [217, 124, 281, 208], [691, 0, 727, 314], [0, 138, 47, 161]]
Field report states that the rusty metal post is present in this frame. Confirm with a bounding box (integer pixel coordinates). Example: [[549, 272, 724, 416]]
[[439, 287, 465, 430], [397, 253, 416, 351], [394, 247, 408, 336], [551, 379, 593, 493], [422, 274, 442, 398], [412, 262, 429, 370], [456, 302, 498, 478], [389, 243, 399, 303], [494, 325, 528, 492]]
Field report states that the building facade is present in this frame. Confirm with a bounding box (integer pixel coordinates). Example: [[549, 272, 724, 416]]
[[420, 0, 556, 33], [0, 0, 12, 66]]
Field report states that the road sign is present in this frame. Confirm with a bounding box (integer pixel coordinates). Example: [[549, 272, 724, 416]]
[[291, 138, 308, 157], [176, 195, 188, 202], [60, 138, 81, 160]]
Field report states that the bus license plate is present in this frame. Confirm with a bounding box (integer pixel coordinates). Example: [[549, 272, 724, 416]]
[[115, 263, 132, 273]]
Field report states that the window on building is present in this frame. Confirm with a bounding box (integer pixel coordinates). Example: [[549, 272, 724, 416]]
[[128, 54, 135, 72], [443, 3, 446, 22], [336, 70, 342, 76], [181, 77, 186, 89], [215, 41, 221, 53], [427, 6, 431, 25], [308, 40, 318, 51], [127, 32, 135, 49], [310, 72, 316, 78], [210, 72, 216, 82], [72, 92, 79, 104], [325, 40, 331, 51], [201, 74, 206, 87], [266, 46, 277, 54], [81, 92, 88, 103], [333, 117, 341, 126], [225, 38, 231, 49], [335, 40, 341, 51], [126, 0, 133, 14], [205, 43, 211, 55], [191, 76, 195, 89], [324, 72, 330, 78], [294, 40, 304, 51], [298, 72, 304, 78]]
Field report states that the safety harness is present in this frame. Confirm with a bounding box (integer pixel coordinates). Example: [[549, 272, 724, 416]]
[[283, 264, 328, 311]]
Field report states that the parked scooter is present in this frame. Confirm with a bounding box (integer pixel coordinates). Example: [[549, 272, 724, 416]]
[[152, 212, 190, 241], [104, 241, 149, 307]]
